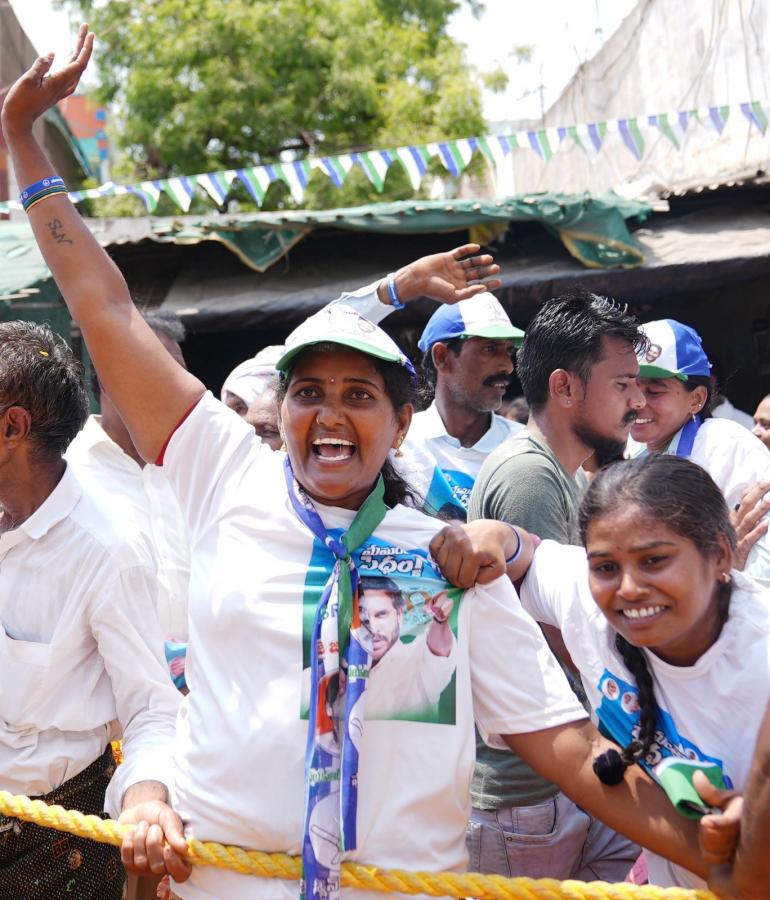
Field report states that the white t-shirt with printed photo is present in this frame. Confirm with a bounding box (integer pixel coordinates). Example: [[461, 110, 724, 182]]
[[520, 539, 770, 888], [161, 393, 585, 900], [397, 403, 523, 520]]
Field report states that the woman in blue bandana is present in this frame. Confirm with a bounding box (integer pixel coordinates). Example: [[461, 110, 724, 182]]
[[631, 318, 770, 587], [2, 31, 713, 898]]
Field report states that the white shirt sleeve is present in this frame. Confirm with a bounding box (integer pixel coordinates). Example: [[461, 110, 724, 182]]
[[468, 574, 586, 746], [93, 564, 181, 817], [331, 279, 393, 325], [161, 392, 274, 540], [692, 422, 770, 588], [519, 540, 587, 629]]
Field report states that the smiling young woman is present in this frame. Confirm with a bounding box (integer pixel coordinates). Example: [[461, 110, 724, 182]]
[[510, 454, 770, 889], [630, 318, 770, 588]]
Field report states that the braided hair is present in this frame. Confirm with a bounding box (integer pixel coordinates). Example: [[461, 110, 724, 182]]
[[579, 454, 736, 786]]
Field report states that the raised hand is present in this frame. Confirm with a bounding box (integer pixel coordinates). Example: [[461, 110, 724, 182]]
[[387, 243, 502, 306], [1, 24, 94, 136], [730, 481, 770, 570]]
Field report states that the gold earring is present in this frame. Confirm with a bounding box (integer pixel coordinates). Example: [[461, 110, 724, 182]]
[[394, 437, 404, 458], [719, 571, 731, 584]]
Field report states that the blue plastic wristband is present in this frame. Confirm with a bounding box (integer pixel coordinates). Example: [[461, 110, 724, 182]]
[[19, 176, 66, 204], [504, 524, 523, 566], [386, 272, 405, 310]]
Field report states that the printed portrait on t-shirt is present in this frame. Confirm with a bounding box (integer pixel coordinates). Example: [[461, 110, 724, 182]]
[[300, 536, 460, 725], [422, 467, 474, 522], [595, 669, 731, 785]]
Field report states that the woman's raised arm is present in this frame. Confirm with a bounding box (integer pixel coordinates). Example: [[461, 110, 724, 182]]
[[1, 26, 205, 462]]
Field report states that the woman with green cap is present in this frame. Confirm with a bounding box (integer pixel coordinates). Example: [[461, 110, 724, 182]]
[[0, 30, 713, 898]]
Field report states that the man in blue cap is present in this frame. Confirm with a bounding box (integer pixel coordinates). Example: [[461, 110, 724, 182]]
[[335, 250, 524, 521], [403, 294, 525, 520]]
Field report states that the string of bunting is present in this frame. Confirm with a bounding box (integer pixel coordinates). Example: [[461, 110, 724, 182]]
[[2, 99, 769, 215]]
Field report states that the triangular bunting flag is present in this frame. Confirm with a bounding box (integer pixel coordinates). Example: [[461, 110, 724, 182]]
[[236, 166, 272, 206], [315, 155, 353, 187], [271, 161, 311, 204], [618, 117, 645, 161], [741, 101, 769, 134], [435, 139, 474, 176], [705, 105, 730, 134], [649, 112, 688, 150], [392, 146, 431, 191], [496, 133, 519, 154], [352, 151, 390, 192], [196, 171, 236, 206], [525, 129, 553, 162], [472, 135, 509, 170], [125, 180, 161, 212], [161, 176, 196, 212]]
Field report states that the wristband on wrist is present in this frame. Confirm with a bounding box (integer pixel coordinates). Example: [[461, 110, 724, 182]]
[[386, 272, 405, 310], [504, 524, 523, 566], [20, 176, 68, 212]]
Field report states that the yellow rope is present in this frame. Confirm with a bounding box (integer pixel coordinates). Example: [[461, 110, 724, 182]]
[[0, 790, 716, 900]]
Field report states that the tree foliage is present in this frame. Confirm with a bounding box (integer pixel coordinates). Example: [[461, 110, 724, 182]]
[[62, 0, 496, 209]]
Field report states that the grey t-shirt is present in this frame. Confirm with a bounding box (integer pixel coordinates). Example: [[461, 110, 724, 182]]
[[468, 430, 583, 809]]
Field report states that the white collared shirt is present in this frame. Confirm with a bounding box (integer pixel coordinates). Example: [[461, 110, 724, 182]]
[[398, 403, 523, 519], [0, 465, 179, 814], [67, 415, 191, 640]]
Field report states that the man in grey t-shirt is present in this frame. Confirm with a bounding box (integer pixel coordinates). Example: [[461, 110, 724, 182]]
[[467, 287, 647, 881]]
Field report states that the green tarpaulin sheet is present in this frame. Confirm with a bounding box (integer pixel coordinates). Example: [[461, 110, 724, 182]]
[[0, 192, 650, 297]]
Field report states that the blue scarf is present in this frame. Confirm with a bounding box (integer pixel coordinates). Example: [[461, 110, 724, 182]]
[[284, 458, 387, 900], [668, 414, 702, 458]]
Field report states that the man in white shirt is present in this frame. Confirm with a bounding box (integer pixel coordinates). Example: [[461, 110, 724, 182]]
[[67, 310, 191, 646], [0, 321, 181, 898], [402, 295, 525, 519]]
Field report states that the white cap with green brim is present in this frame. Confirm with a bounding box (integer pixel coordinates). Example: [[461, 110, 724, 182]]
[[276, 304, 416, 376], [637, 319, 711, 381]]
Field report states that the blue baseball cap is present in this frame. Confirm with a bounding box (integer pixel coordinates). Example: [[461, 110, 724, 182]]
[[417, 293, 525, 354], [638, 319, 711, 381]]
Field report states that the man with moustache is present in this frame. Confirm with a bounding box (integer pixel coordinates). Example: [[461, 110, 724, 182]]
[[399, 295, 525, 520], [466, 287, 647, 882]]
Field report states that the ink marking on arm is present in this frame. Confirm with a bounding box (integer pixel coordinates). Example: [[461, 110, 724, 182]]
[[45, 218, 74, 245]]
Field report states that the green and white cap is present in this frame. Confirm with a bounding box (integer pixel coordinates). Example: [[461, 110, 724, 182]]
[[276, 303, 415, 375]]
